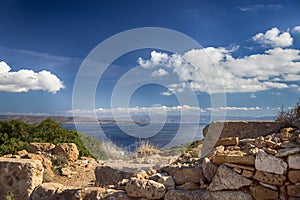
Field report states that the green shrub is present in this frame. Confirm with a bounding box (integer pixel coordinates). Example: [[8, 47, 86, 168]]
[[0, 119, 91, 157]]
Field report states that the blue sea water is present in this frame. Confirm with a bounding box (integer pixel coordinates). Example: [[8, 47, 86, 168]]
[[63, 123, 206, 150]]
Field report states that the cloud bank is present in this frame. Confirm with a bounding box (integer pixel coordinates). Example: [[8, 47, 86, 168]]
[[0, 61, 64, 93]]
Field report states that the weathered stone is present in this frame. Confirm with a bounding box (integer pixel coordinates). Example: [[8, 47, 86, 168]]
[[75, 187, 106, 200], [159, 166, 180, 177], [0, 158, 44, 200], [133, 170, 149, 180], [53, 143, 79, 163], [208, 165, 252, 191], [215, 137, 239, 147], [202, 157, 217, 182], [177, 182, 199, 190], [287, 185, 300, 197], [203, 121, 287, 139], [61, 167, 72, 176], [158, 176, 175, 190], [125, 178, 166, 199], [253, 170, 286, 186], [164, 190, 208, 200], [25, 153, 53, 176], [213, 150, 255, 165], [255, 150, 287, 174], [288, 170, 300, 183], [281, 141, 300, 148], [17, 149, 28, 157], [233, 167, 242, 174], [275, 147, 300, 157], [242, 170, 254, 178], [259, 182, 277, 190], [31, 183, 65, 200], [249, 147, 259, 155], [289, 154, 300, 169], [209, 191, 253, 200], [224, 163, 255, 171], [250, 184, 278, 200], [95, 166, 133, 187], [28, 142, 55, 153], [173, 167, 203, 185], [265, 148, 277, 155], [102, 189, 135, 200]]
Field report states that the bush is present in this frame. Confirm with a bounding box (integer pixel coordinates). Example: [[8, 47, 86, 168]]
[[276, 98, 300, 124], [0, 119, 91, 157]]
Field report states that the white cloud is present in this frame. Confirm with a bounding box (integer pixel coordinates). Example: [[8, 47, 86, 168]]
[[238, 4, 282, 12], [151, 68, 168, 77], [207, 106, 261, 111], [0, 61, 64, 93], [292, 25, 300, 34], [252, 27, 293, 47], [137, 47, 300, 94]]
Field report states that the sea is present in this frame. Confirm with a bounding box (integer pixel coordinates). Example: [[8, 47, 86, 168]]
[[62, 123, 207, 150]]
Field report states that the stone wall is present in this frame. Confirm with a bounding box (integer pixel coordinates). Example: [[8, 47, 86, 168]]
[[0, 158, 43, 200], [203, 120, 287, 139]]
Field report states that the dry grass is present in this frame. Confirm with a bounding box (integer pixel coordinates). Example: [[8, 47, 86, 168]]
[[276, 98, 300, 124], [135, 140, 160, 155]]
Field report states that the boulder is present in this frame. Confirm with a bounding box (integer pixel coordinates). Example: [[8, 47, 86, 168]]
[[208, 165, 252, 191], [176, 182, 199, 190], [53, 143, 79, 163], [253, 170, 286, 186], [202, 157, 217, 182], [0, 158, 44, 200], [31, 183, 65, 200], [250, 184, 278, 200], [95, 166, 133, 187], [275, 147, 300, 157], [75, 187, 105, 200], [288, 154, 300, 169], [255, 150, 287, 174], [173, 167, 204, 185], [213, 150, 255, 166], [288, 170, 300, 183], [287, 185, 300, 197], [28, 142, 55, 153], [125, 178, 166, 199], [25, 153, 53, 176], [158, 176, 175, 190], [209, 191, 253, 200], [164, 190, 208, 200], [102, 189, 134, 200], [215, 137, 239, 147]]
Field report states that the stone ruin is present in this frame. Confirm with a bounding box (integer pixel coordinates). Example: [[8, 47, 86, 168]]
[[0, 120, 299, 199]]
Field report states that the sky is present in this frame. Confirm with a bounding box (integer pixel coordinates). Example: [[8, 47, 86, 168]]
[[0, 0, 300, 118]]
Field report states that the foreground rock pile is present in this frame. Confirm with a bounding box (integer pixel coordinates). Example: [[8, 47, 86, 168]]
[[1, 120, 300, 199]]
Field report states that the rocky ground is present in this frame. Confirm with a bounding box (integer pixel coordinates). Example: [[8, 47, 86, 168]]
[[1, 120, 300, 199]]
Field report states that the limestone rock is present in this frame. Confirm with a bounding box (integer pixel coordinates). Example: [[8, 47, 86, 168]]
[[288, 154, 300, 169], [125, 178, 166, 199], [164, 190, 208, 200], [95, 166, 133, 187], [255, 150, 287, 174], [202, 157, 217, 182], [287, 185, 300, 197], [215, 137, 239, 147], [208, 165, 252, 191], [250, 184, 278, 200], [213, 150, 255, 166], [288, 170, 300, 183], [176, 182, 199, 190], [253, 170, 286, 186], [102, 189, 134, 200], [242, 170, 254, 178], [0, 158, 44, 200], [223, 163, 255, 171], [209, 191, 253, 200], [158, 176, 175, 190], [173, 167, 203, 185], [275, 147, 300, 157], [28, 142, 55, 153], [17, 149, 28, 157], [31, 183, 65, 200], [53, 143, 79, 163], [61, 167, 72, 176]]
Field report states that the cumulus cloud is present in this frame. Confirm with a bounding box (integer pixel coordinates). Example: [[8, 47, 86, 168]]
[[151, 68, 168, 77], [252, 27, 293, 47], [137, 47, 300, 94], [0, 61, 64, 93], [292, 25, 300, 34]]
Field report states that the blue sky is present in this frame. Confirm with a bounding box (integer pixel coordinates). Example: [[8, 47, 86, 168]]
[[0, 0, 300, 117]]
